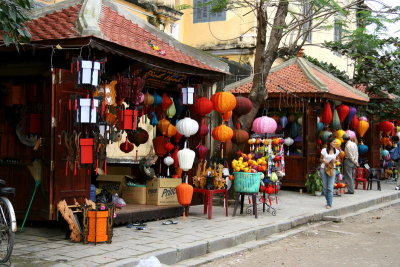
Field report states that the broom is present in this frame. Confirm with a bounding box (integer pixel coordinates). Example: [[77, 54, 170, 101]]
[[20, 159, 42, 232]]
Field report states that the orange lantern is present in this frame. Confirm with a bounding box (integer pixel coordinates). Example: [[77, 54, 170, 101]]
[[158, 118, 171, 136], [165, 124, 177, 138], [144, 92, 154, 106], [176, 182, 193, 206], [153, 136, 168, 157], [222, 110, 232, 121], [357, 120, 369, 138], [211, 92, 236, 114], [212, 124, 233, 143]]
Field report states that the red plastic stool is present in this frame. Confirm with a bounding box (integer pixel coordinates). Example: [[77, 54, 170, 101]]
[[355, 168, 368, 190], [188, 188, 228, 219]]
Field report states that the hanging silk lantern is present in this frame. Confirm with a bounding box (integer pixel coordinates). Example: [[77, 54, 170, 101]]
[[317, 122, 324, 132], [174, 132, 183, 143], [396, 132, 400, 138], [357, 120, 369, 138], [178, 147, 196, 171], [233, 96, 253, 116], [252, 116, 277, 134], [380, 137, 390, 146], [381, 149, 389, 157], [346, 106, 357, 125], [172, 147, 179, 168], [176, 117, 199, 137], [165, 124, 177, 138], [319, 130, 332, 142], [284, 137, 294, 146], [359, 116, 368, 122], [157, 118, 171, 136], [150, 112, 158, 126], [153, 136, 168, 157], [163, 156, 174, 177], [317, 139, 322, 145], [153, 92, 162, 106], [161, 93, 173, 110], [335, 129, 346, 142], [222, 110, 232, 121], [336, 104, 350, 123], [280, 116, 288, 128], [120, 139, 134, 153], [196, 144, 208, 161], [335, 138, 342, 147], [350, 115, 359, 130], [232, 124, 249, 144], [224, 139, 233, 158], [135, 92, 144, 105], [127, 127, 149, 147], [165, 142, 174, 152], [166, 98, 176, 118], [144, 92, 154, 106], [199, 119, 209, 136], [193, 97, 213, 117], [176, 182, 193, 206], [331, 110, 340, 131], [297, 116, 303, 126], [358, 144, 368, 155], [345, 130, 356, 140], [212, 124, 233, 142], [211, 92, 236, 114], [321, 102, 333, 126], [379, 121, 394, 133]]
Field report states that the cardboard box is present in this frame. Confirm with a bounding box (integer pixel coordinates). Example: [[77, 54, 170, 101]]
[[122, 186, 146, 204], [97, 175, 126, 195], [146, 178, 181, 206]]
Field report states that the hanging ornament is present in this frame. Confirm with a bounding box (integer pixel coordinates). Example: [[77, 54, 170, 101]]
[[321, 102, 333, 126], [212, 124, 233, 143], [350, 115, 359, 130], [158, 118, 171, 136], [297, 116, 303, 126], [165, 142, 175, 153], [336, 104, 350, 123], [152, 92, 162, 106], [173, 95, 185, 118], [199, 119, 209, 136], [172, 147, 179, 168], [176, 181, 193, 206], [174, 132, 183, 143], [252, 116, 277, 134], [233, 96, 253, 117], [150, 112, 158, 126], [378, 121, 394, 133], [284, 137, 294, 146], [346, 106, 357, 125], [166, 98, 176, 118], [163, 156, 174, 177], [288, 114, 297, 122], [153, 136, 168, 157], [211, 92, 236, 114], [144, 92, 154, 106], [232, 124, 249, 144], [280, 116, 288, 129], [335, 129, 346, 142], [345, 130, 356, 140], [176, 117, 199, 137], [196, 144, 208, 161], [161, 93, 173, 110], [193, 97, 213, 117], [120, 139, 134, 153], [317, 122, 324, 132], [319, 130, 332, 143], [359, 116, 368, 122], [178, 146, 196, 171], [331, 110, 341, 131], [165, 124, 177, 138], [358, 144, 368, 155], [290, 122, 300, 139], [357, 120, 369, 138], [222, 110, 232, 121]]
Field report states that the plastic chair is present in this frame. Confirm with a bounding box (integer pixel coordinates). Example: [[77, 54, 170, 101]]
[[354, 168, 368, 190], [367, 168, 382, 191]]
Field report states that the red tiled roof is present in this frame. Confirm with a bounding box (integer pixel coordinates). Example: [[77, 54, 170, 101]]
[[27, 5, 81, 41], [99, 6, 218, 72], [354, 84, 398, 100]]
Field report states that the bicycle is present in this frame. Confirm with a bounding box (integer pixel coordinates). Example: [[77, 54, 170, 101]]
[[0, 179, 16, 263]]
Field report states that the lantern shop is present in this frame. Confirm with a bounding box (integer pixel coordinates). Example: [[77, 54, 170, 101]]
[[225, 57, 370, 187], [0, 1, 229, 224]]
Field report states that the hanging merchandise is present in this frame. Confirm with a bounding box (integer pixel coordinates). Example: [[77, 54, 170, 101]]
[[321, 102, 333, 126], [319, 130, 332, 143], [127, 127, 149, 160], [211, 92, 236, 114], [172, 147, 180, 168], [252, 116, 277, 134], [150, 112, 159, 126], [358, 144, 369, 155], [176, 180, 193, 206], [222, 110, 232, 121], [163, 156, 174, 177], [359, 116, 368, 121], [331, 110, 340, 131], [164, 142, 174, 153], [144, 92, 154, 106], [165, 124, 177, 138], [232, 124, 249, 144], [280, 116, 288, 129], [174, 132, 183, 143], [289, 122, 300, 139], [176, 117, 199, 137], [71, 58, 103, 87], [80, 138, 94, 164], [161, 93, 173, 110], [96, 81, 117, 106], [173, 95, 186, 118], [119, 139, 134, 154], [357, 120, 369, 138], [153, 136, 168, 157], [350, 115, 360, 130], [212, 124, 233, 143], [76, 98, 99, 124], [378, 121, 394, 134], [346, 106, 357, 125], [336, 104, 350, 123], [182, 87, 194, 105], [166, 98, 176, 118], [118, 109, 138, 130], [157, 118, 171, 136], [199, 119, 209, 137], [193, 97, 213, 117], [196, 144, 208, 161], [335, 129, 346, 142], [178, 145, 196, 171], [288, 114, 297, 123], [153, 92, 162, 106], [297, 116, 303, 126], [233, 96, 253, 117]]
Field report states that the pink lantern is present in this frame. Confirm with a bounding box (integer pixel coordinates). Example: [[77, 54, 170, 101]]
[[345, 130, 356, 140], [252, 116, 277, 134], [196, 144, 208, 161], [359, 116, 368, 122], [199, 119, 209, 136]]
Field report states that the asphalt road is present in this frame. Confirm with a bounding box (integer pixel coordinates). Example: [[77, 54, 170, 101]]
[[200, 204, 400, 267]]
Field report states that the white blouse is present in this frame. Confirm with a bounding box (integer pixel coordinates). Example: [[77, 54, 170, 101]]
[[320, 148, 340, 168]]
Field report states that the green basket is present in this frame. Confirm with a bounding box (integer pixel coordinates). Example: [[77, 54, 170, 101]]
[[233, 172, 261, 193]]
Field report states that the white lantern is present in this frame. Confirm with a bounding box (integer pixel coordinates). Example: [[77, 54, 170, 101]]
[[284, 137, 294, 146], [77, 99, 99, 123], [163, 156, 174, 177], [182, 87, 194, 105], [176, 117, 199, 137], [78, 60, 101, 86], [178, 148, 195, 171], [297, 116, 303, 126]]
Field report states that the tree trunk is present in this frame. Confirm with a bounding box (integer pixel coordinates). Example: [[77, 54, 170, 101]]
[[240, 0, 289, 130]]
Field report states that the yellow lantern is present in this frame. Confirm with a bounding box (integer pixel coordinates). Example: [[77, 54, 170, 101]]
[[335, 129, 346, 142], [357, 120, 369, 138]]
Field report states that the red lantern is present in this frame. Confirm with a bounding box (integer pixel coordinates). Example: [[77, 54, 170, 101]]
[[336, 104, 350, 123], [81, 138, 94, 163], [165, 142, 174, 152], [379, 121, 394, 133], [161, 93, 173, 110], [174, 132, 183, 143], [127, 127, 149, 147], [265, 185, 274, 195], [212, 124, 233, 142], [196, 144, 208, 161], [172, 147, 179, 168], [321, 102, 332, 126], [153, 136, 168, 157], [176, 183, 193, 206], [119, 139, 134, 154], [350, 115, 359, 130], [259, 185, 266, 192], [233, 96, 252, 117], [211, 92, 236, 114], [193, 97, 213, 116], [199, 119, 209, 136]]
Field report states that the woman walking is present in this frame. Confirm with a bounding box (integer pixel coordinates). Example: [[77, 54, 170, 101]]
[[320, 136, 340, 209]]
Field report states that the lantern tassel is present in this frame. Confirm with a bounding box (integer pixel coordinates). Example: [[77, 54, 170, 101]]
[[104, 160, 107, 175], [74, 161, 77, 175], [167, 167, 170, 177], [136, 150, 138, 161], [65, 161, 68, 176]]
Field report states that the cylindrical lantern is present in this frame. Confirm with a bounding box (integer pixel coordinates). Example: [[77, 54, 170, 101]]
[[193, 97, 213, 117], [233, 96, 252, 117], [211, 92, 236, 114], [321, 102, 333, 126], [252, 116, 277, 134], [176, 117, 199, 137], [212, 124, 233, 142], [336, 104, 350, 123], [178, 147, 196, 171]]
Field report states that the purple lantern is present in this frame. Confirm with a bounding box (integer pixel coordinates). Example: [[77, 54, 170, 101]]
[[346, 106, 357, 125], [252, 116, 277, 134], [196, 144, 208, 161]]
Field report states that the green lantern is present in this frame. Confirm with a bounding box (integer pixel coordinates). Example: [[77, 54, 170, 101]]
[[319, 130, 332, 142], [331, 110, 341, 131], [166, 98, 176, 118]]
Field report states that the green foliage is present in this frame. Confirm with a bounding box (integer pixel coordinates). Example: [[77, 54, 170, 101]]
[[0, 0, 32, 48], [305, 170, 323, 195]]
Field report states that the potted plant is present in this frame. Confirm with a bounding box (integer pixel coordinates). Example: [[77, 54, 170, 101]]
[[305, 170, 323, 196]]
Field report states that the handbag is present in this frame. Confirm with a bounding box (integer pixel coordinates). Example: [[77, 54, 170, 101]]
[[324, 161, 335, 177]]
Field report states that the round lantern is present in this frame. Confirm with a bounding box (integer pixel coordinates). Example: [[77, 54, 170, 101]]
[[233, 96, 253, 116], [212, 124, 233, 142], [161, 93, 173, 110], [319, 130, 332, 142], [252, 116, 277, 134], [165, 124, 177, 138], [164, 142, 174, 152], [335, 138, 342, 147], [381, 150, 389, 157], [346, 106, 357, 125], [193, 97, 213, 117], [297, 116, 303, 126], [176, 117, 199, 137], [321, 102, 333, 126], [153, 136, 168, 157], [396, 132, 400, 138], [127, 127, 149, 147], [359, 116, 368, 122], [317, 122, 324, 132], [336, 104, 350, 123], [199, 119, 209, 136], [178, 147, 196, 171], [335, 129, 346, 142], [265, 185, 274, 195], [379, 121, 394, 133], [158, 118, 171, 136], [176, 182, 193, 206], [350, 115, 359, 130], [153, 92, 162, 106], [345, 130, 356, 140], [358, 144, 368, 155], [166, 98, 176, 118], [174, 132, 183, 143], [284, 137, 294, 146], [280, 116, 288, 128], [211, 92, 236, 114], [331, 110, 341, 131], [163, 156, 174, 176], [270, 172, 279, 182], [222, 110, 232, 121], [120, 139, 134, 153], [357, 120, 369, 138], [290, 122, 300, 139], [144, 92, 154, 106], [196, 144, 208, 161], [232, 125, 249, 144]]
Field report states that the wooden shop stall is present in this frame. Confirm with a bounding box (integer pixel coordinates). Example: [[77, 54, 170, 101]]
[[225, 56, 369, 187], [0, 0, 228, 224]]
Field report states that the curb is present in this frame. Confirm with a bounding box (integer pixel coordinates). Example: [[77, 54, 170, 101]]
[[107, 191, 400, 267]]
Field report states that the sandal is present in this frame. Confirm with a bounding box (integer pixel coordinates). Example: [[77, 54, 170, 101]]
[[132, 221, 147, 227], [162, 220, 178, 225], [325, 205, 331, 209]]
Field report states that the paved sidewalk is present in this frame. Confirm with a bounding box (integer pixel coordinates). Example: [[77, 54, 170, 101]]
[[12, 182, 400, 267]]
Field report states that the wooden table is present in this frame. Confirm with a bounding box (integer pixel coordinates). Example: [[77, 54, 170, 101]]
[[187, 188, 228, 219]]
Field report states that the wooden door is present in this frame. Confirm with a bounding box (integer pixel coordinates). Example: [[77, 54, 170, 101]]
[[52, 69, 91, 219]]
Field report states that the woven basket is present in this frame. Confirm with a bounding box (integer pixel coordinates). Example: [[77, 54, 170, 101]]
[[233, 172, 261, 193]]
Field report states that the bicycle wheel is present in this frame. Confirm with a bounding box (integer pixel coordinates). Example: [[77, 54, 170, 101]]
[[0, 197, 15, 263]]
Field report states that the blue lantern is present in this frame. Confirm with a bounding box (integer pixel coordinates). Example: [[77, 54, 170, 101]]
[[317, 122, 324, 132], [358, 144, 369, 155]]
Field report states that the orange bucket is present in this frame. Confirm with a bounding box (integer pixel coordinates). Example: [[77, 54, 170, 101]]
[[87, 211, 108, 243]]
